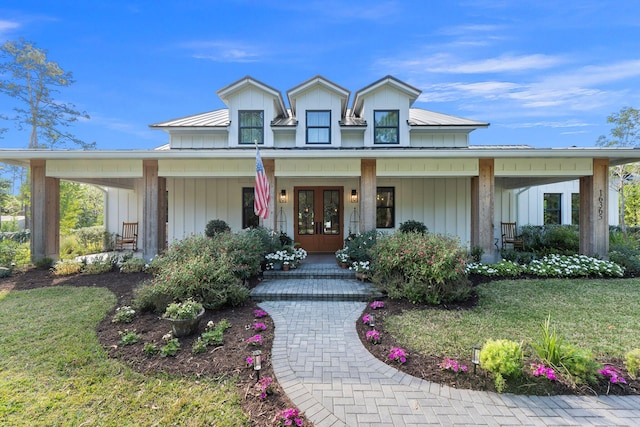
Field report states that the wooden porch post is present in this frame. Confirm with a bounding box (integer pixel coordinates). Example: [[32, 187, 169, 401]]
[[30, 160, 60, 262], [263, 159, 276, 230], [143, 160, 162, 259], [471, 159, 495, 259], [360, 159, 376, 233], [579, 158, 609, 258]]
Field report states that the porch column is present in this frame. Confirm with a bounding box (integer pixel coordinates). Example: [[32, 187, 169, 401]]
[[471, 158, 495, 260], [263, 158, 276, 230], [142, 160, 164, 259], [360, 159, 376, 232], [579, 158, 609, 259], [30, 160, 60, 262]]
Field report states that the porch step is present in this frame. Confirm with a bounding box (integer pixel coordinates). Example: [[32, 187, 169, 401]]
[[263, 262, 355, 279], [252, 261, 382, 302]]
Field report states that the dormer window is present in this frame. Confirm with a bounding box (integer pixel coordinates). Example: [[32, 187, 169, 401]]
[[239, 110, 264, 144], [306, 110, 331, 144], [374, 110, 399, 144]]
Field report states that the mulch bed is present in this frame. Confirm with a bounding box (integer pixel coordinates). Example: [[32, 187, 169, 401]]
[[2, 268, 638, 427]]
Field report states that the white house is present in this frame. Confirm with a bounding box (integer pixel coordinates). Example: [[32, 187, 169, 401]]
[[1, 75, 638, 262]]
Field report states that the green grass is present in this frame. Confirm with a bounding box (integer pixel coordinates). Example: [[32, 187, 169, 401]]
[[0, 286, 248, 426], [386, 278, 640, 360]]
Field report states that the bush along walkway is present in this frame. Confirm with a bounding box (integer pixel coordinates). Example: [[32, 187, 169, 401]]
[[258, 298, 640, 427]]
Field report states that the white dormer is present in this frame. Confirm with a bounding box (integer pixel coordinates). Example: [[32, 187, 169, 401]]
[[216, 76, 288, 147], [351, 75, 421, 148], [286, 76, 350, 148]]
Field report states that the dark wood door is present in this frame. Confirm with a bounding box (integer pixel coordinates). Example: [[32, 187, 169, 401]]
[[294, 187, 343, 253]]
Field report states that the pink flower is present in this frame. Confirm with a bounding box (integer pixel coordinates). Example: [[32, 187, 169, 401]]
[[362, 313, 371, 324], [246, 334, 263, 345], [253, 322, 267, 331], [370, 301, 384, 309], [253, 309, 268, 318]]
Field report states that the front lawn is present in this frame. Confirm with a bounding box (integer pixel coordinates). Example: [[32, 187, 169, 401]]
[[0, 286, 248, 426], [386, 278, 640, 359]]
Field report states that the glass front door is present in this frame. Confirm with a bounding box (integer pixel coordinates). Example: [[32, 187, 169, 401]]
[[294, 187, 343, 252]]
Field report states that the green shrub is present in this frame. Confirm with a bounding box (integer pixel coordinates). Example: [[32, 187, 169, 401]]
[[531, 315, 565, 367], [344, 230, 379, 262], [83, 254, 118, 274], [74, 226, 107, 252], [479, 339, 523, 392], [53, 259, 83, 276], [210, 231, 264, 280], [0, 240, 29, 267], [501, 249, 536, 265], [469, 246, 484, 263], [625, 349, 640, 380], [0, 229, 30, 243], [398, 220, 427, 235], [609, 242, 640, 276], [561, 346, 600, 385], [204, 219, 230, 237], [133, 235, 251, 312], [520, 225, 579, 255], [119, 257, 147, 273], [35, 256, 54, 269], [163, 299, 203, 320], [372, 231, 470, 304]]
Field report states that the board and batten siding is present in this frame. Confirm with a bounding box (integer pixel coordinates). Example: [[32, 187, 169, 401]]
[[361, 89, 411, 148], [227, 86, 279, 147], [293, 85, 344, 148], [167, 177, 254, 241], [104, 184, 141, 239], [381, 178, 471, 245], [170, 133, 228, 149]]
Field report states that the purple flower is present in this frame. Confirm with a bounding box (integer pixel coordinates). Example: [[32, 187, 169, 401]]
[[531, 363, 557, 381], [439, 357, 467, 373], [599, 366, 627, 384], [370, 301, 384, 309], [389, 347, 407, 364], [362, 313, 371, 324], [253, 309, 268, 318], [366, 329, 380, 343], [246, 357, 253, 367], [253, 322, 267, 331], [246, 334, 263, 345]]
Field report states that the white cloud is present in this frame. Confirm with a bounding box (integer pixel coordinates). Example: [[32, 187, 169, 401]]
[[180, 40, 263, 63], [0, 19, 20, 36]]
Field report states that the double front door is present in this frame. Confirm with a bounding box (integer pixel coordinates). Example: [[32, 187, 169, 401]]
[[294, 186, 343, 253]]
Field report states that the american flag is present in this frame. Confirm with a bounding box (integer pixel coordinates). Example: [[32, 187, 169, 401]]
[[254, 146, 270, 219]]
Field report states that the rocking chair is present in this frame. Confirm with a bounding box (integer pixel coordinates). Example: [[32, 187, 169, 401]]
[[115, 222, 138, 251], [501, 222, 524, 250]]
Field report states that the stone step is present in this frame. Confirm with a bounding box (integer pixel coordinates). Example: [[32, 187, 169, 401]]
[[263, 264, 355, 279], [250, 278, 383, 302]]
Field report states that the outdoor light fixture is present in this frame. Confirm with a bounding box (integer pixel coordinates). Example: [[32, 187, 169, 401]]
[[471, 345, 481, 374], [351, 189, 358, 203], [253, 349, 262, 379], [369, 314, 375, 328], [279, 189, 287, 203]]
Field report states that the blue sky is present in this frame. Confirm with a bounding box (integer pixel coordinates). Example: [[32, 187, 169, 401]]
[[0, 0, 639, 150]]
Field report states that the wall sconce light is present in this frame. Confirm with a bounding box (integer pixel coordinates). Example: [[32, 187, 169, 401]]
[[350, 189, 358, 203], [471, 345, 481, 374], [279, 189, 287, 204]]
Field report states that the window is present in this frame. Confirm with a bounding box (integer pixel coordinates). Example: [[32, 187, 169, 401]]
[[376, 187, 395, 228], [242, 188, 259, 228], [543, 193, 561, 225], [374, 110, 399, 144], [306, 111, 331, 144], [571, 193, 580, 225], [239, 110, 264, 144]]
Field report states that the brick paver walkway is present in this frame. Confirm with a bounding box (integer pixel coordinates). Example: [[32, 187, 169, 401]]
[[258, 299, 640, 426]]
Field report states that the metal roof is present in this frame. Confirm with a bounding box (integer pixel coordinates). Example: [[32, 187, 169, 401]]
[[149, 109, 230, 128], [408, 109, 489, 127]]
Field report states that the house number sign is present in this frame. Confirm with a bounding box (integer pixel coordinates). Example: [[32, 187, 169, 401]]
[[598, 189, 604, 220]]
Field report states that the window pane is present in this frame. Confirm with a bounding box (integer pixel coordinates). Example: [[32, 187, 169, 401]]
[[240, 111, 263, 127], [375, 128, 398, 143], [297, 190, 315, 235], [307, 111, 329, 126], [376, 187, 395, 228], [544, 193, 561, 225], [242, 188, 259, 228], [374, 111, 398, 126], [571, 193, 580, 225], [323, 190, 340, 235], [307, 128, 330, 143]]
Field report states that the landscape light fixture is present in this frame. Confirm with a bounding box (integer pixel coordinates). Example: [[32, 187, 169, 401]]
[[471, 345, 481, 374], [253, 349, 262, 379], [279, 189, 288, 203], [351, 189, 358, 203], [369, 314, 375, 328]]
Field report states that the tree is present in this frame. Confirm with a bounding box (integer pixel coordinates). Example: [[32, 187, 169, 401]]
[[0, 38, 94, 149], [596, 106, 640, 240]]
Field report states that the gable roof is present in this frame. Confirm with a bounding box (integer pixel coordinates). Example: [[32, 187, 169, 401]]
[[149, 109, 229, 129], [351, 75, 422, 117], [409, 109, 489, 128], [286, 75, 350, 118], [216, 75, 287, 118]]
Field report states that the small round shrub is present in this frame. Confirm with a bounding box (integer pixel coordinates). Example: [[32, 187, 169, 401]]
[[344, 230, 378, 262], [625, 348, 640, 380], [479, 339, 523, 392], [35, 256, 54, 269], [53, 259, 83, 276], [398, 220, 427, 234], [205, 219, 231, 237]]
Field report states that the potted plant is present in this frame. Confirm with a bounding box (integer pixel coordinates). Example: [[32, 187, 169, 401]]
[[335, 248, 349, 268], [163, 299, 205, 337], [351, 260, 371, 281]]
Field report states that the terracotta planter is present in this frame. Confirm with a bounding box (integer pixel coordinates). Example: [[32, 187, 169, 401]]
[[166, 308, 205, 337], [283, 265, 290, 271], [339, 262, 348, 269]]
